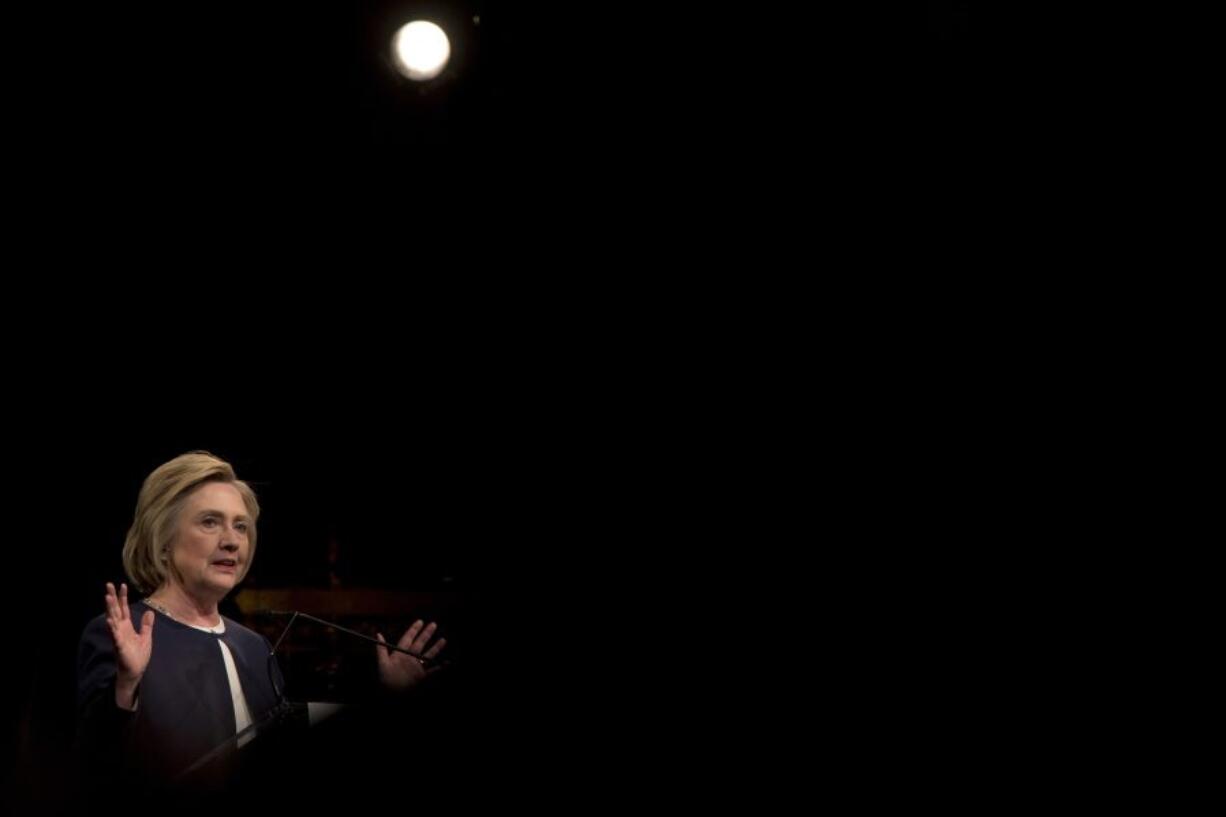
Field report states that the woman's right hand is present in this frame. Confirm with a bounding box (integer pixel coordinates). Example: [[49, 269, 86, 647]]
[[105, 582, 154, 709]]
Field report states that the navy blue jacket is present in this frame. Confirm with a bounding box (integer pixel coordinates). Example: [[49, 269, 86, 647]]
[[75, 599, 286, 788]]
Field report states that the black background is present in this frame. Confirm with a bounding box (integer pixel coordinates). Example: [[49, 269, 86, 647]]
[[3, 4, 979, 813]]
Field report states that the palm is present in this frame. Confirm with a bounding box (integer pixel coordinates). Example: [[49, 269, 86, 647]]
[[377, 648, 428, 691], [376, 619, 447, 692], [105, 583, 154, 681]]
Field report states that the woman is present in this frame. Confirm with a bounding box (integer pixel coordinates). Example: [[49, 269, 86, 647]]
[[75, 451, 446, 798]]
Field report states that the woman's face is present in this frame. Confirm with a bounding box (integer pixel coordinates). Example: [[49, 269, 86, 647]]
[[166, 482, 253, 600]]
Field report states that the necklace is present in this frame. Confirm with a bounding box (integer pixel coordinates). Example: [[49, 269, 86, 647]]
[[144, 597, 222, 630]]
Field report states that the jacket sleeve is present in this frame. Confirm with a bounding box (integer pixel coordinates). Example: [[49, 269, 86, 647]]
[[72, 615, 141, 785]]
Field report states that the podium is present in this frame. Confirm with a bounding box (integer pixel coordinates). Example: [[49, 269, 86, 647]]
[[170, 701, 312, 805]]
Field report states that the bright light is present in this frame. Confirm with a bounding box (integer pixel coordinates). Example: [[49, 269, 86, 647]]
[[392, 21, 451, 81]]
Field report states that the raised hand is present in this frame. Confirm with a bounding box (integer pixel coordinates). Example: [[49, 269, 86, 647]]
[[376, 619, 447, 692], [104, 582, 154, 709]]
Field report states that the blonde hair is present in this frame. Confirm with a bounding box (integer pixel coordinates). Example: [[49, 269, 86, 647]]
[[122, 451, 260, 593]]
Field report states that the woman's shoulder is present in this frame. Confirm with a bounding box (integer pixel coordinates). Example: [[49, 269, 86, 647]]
[[78, 611, 111, 647], [78, 599, 153, 652]]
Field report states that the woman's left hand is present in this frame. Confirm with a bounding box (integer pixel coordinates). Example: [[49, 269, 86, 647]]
[[376, 620, 447, 691]]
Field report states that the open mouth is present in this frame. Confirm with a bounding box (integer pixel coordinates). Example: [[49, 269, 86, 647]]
[[212, 559, 238, 572]]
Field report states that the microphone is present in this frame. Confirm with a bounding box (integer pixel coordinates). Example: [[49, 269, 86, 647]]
[[257, 609, 434, 661]]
